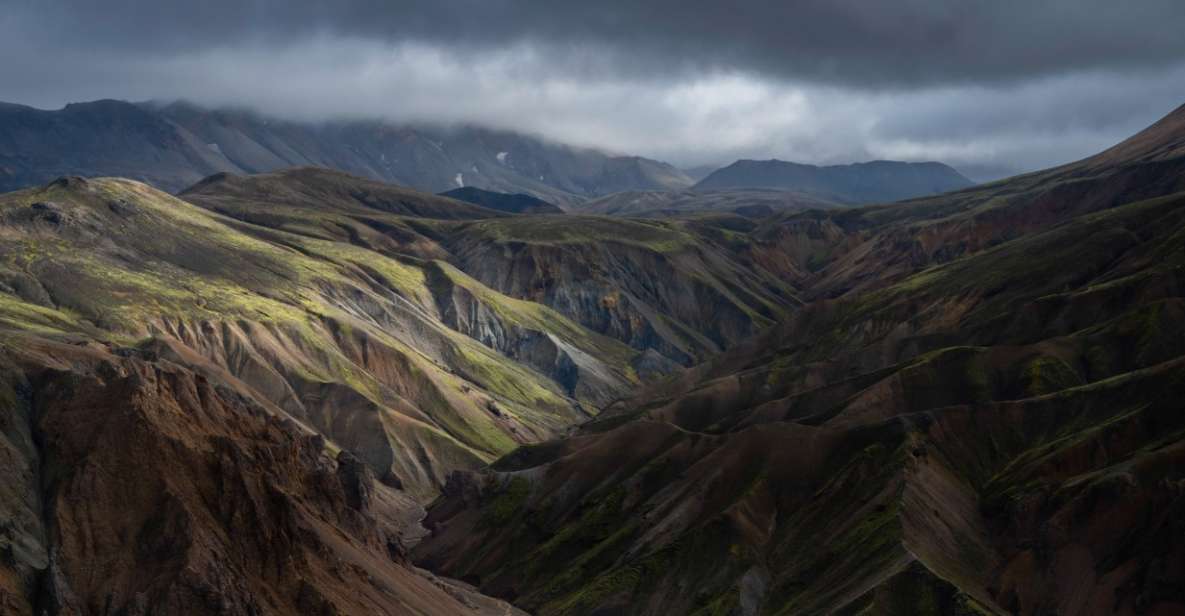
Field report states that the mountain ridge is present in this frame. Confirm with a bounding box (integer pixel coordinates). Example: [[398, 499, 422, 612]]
[[694, 158, 974, 204], [0, 99, 694, 203]]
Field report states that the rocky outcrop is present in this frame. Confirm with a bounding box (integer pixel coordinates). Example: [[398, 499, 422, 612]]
[[425, 260, 640, 407], [445, 217, 798, 366], [0, 176, 603, 502], [0, 336, 525, 615]]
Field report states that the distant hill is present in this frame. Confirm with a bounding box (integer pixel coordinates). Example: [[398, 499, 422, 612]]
[[694, 158, 974, 204], [0, 99, 694, 203], [440, 186, 564, 214]]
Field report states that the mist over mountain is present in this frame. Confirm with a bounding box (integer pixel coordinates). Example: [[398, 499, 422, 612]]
[[0, 100, 694, 204]]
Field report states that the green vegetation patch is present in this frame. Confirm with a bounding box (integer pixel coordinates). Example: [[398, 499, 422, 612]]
[[484, 476, 533, 526]]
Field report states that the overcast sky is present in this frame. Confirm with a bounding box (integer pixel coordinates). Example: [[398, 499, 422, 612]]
[[3, 1, 1184, 180]]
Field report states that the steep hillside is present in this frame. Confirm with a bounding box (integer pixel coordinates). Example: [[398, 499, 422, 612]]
[[0, 336, 526, 616], [0, 169, 789, 615], [695, 159, 974, 204], [0, 99, 694, 203], [415, 103, 1185, 615], [0, 176, 643, 502], [416, 185, 1185, 616], [441, 186, 564, 214], [182, 170, 803, 368], [760, 103, 1185, 300], [439, 215, 801, 366]]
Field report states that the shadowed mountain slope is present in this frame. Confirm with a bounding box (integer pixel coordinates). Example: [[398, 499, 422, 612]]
[[441, 186, 565, 214], [0, 166, 803, 615], [182, 169, 804, 368], [414, 103, 1185, 616], [437, 215, 801, 366]]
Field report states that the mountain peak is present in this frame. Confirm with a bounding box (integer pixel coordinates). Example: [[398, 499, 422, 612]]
[[1081, 102, 1185, 169]]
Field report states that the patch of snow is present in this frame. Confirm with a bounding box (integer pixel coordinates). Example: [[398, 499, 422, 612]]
[[206, 143, 225, 157], [454, 173, 464, 188], [471, 164, 479, 173], [496, 151, 509, 164]]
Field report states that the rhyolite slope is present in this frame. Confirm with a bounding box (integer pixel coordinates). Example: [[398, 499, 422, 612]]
[[0, 175, 643, 502]]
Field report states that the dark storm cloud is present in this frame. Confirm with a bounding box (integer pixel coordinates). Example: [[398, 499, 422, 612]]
[[12, 0, 1185, 87], [2, 0, 1184, 179]]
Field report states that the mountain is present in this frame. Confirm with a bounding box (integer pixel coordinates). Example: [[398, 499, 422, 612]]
[[694, 158, 975, 204], [413, 103, 1185, 615], [3, 95, 1185, 615], [0, 99, 694, 203], [180, 167, 798, 367], [0, 165, 804, 614], [441, 186, 564, 214]]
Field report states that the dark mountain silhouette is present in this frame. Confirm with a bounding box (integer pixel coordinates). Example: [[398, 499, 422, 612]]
[[694, 158, 974, 204], [440, 186, 564, 214]]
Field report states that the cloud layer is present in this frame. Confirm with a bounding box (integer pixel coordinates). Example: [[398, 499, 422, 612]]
[[4, 0, 1185, 179]]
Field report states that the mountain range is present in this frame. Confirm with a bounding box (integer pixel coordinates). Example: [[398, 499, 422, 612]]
[[0, 100, 695, 205], [0, 100, 980, 210], [0, 100, 1183, 615]]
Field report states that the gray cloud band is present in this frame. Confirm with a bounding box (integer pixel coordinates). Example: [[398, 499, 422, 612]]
[[12, 0, 1185, 86], [3, 0, 1184, 179]]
